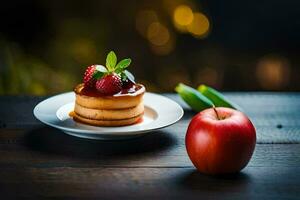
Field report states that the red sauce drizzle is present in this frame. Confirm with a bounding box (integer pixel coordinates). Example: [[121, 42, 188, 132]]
[[77, 84, 143, 97], [135, 117, 144, 124]]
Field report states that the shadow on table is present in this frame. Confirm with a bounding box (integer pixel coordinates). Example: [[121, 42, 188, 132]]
[[23, 126, 177, 158], [177, 169, 251, 192]]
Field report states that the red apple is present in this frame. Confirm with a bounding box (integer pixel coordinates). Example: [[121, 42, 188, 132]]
[[186, 107, 256, 174]]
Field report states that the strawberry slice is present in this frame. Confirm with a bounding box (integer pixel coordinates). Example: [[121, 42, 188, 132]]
[[96, 73, 122, 95]]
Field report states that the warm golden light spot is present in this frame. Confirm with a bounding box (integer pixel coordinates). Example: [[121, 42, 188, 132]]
[[136, 10, 158, 38], [149, 35, 175, 56], [187, 12, 210, 37], [146, 22, 174, 55], [256, 55, 290, 90], [135, 9, 175, 56], [173, 5, 194, 26], [147, 22, 170, 46]]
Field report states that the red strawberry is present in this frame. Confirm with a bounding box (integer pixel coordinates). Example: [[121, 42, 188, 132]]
[[96, 73, 122, 95], [83, 65, 96, 88]]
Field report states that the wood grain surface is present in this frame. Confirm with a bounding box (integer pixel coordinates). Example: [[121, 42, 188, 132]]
[[0, 93, 299, 199]]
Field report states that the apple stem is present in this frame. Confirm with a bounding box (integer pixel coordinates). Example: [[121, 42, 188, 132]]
[[213, 106, 221, 120]]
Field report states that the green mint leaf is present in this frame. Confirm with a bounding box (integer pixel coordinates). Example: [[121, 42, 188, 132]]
[[92, 71, 104, 80], [124, 70, 135, 83], [95, 65, 107, 73], [106, 51, 117, 71], [115, 58, 131, 73]]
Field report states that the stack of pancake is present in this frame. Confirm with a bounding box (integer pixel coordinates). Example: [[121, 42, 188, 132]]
[[73, 83, 145, 126]]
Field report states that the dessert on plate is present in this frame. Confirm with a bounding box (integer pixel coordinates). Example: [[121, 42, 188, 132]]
[[72, 51, 145, 126]]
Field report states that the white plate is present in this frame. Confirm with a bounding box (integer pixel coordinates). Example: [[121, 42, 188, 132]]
[[33, 92, 183, 140]]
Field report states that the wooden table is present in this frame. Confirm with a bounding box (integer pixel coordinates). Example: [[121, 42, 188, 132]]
[[0, 93, 299, 199]]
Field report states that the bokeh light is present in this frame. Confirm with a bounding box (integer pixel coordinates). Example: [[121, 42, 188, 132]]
[[187, 12, 210, 38], [256, 55, 290, 90], [136, 10, 175, 55], [147, 22, 170, 46], [0, 1, 299, 94], [136, 10, 159, 38], [149, 36, 175, 56], [173, 5, 194, 26]]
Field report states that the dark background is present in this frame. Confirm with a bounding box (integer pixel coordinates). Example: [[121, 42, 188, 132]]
[[0, 0, 299, 95]]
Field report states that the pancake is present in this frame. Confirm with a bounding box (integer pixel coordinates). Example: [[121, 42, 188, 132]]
[[74, 83, 145, 109], [72, 83, 145, 127], [74, 102, 144, 120], [73, 112, 143, 127]]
